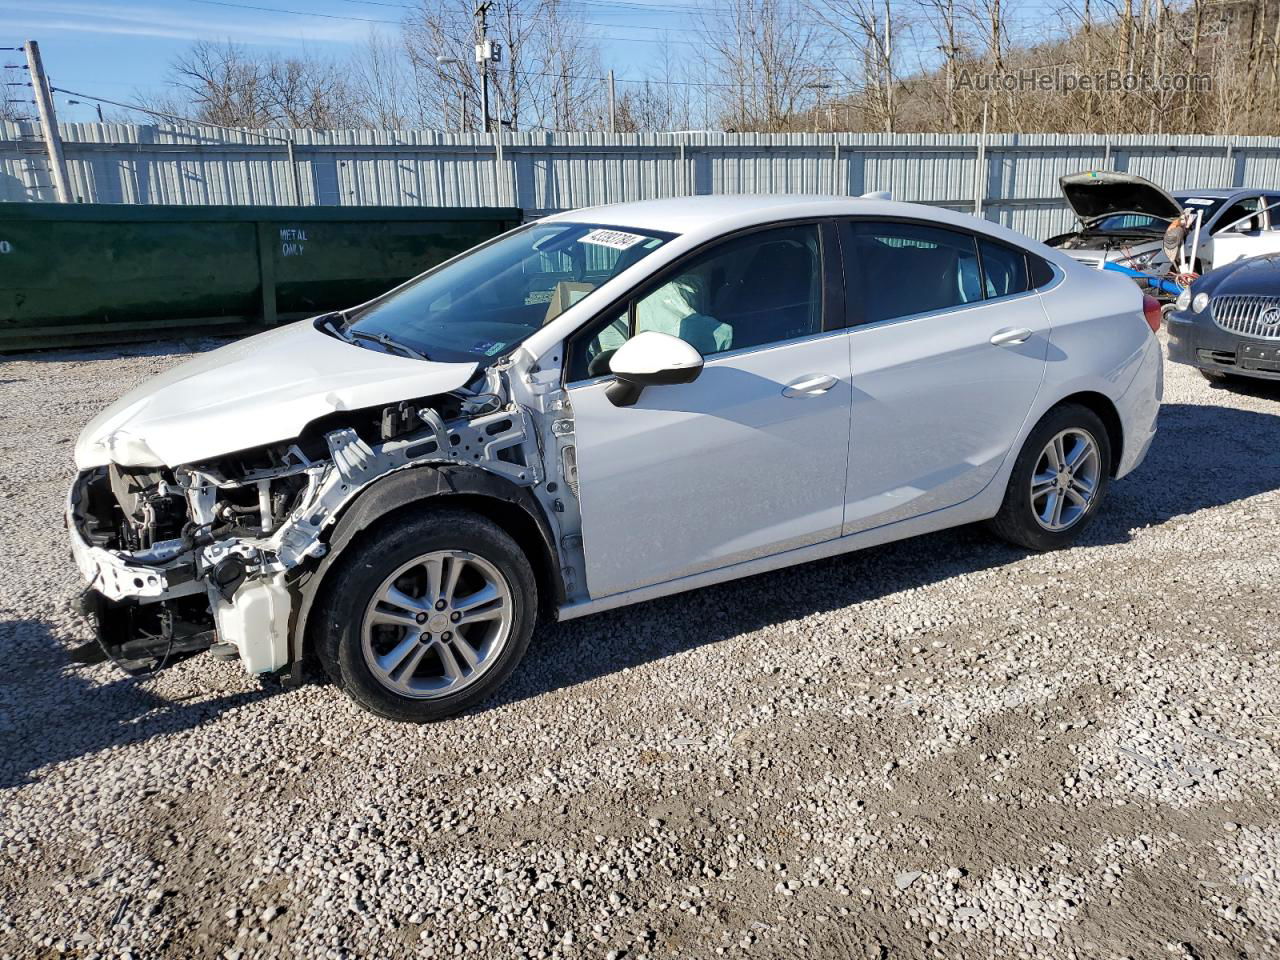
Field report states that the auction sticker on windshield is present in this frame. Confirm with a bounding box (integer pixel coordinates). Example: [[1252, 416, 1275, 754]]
[[580, 229, 646, 250]]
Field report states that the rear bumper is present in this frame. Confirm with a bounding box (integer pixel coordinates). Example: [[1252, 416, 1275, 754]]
[[1114, 334, 1163, 479], [1166, 311, 1280, 380]]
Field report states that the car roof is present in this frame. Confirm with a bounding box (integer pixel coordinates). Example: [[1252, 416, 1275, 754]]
[[541, 194, 1031, 246], [1172, 188, 1273, 199]]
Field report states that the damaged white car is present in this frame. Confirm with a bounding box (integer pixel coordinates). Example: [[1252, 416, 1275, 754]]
[[69, 195, 1162, 721], [1047, 170, 1280, 273]]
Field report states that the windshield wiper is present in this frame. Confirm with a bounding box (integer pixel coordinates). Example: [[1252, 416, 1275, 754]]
[[348, 329, 431, 362]]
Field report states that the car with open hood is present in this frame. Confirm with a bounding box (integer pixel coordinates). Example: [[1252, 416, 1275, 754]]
[[1046, 171, 1280, 275], [68, 195, 1163, 722]]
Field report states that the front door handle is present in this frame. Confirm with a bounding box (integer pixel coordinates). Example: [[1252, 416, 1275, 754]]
[[990, 327, 1033, 346], [782, 373, 839, 398]]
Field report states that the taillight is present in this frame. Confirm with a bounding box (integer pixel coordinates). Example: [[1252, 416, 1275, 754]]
[[1142, 294, 1162, 333]]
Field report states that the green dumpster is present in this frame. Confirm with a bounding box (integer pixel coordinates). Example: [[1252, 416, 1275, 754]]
[[0, 203, 521, 351]]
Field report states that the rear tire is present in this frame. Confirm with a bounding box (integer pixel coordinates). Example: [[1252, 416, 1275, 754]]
[[315, 508, 537, 722], [988, 404, 1112, 552]]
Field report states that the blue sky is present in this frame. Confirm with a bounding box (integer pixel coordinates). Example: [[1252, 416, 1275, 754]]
[[1, 0, 683, 123]]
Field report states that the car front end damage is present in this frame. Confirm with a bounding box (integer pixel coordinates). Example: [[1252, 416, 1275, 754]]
[[66, 368, 577, 678], [1043, 232, 1166, 271]]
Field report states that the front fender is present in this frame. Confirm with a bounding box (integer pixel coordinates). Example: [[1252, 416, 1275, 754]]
[[288, 463, 562, 671]]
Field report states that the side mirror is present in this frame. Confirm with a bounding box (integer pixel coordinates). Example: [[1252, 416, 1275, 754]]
[[605, 330, 704, 407]]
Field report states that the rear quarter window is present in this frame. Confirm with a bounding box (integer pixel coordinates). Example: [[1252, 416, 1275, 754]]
[[978, 238, 1030, 298]]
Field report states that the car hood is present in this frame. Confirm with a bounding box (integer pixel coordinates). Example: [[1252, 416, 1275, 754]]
[[1194, 251, 1280, 298], [1060, 171, 1183, 224], [75, 321, 479, 469]]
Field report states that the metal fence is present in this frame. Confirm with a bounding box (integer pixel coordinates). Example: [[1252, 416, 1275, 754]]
[[7, 122, 1280, 239]]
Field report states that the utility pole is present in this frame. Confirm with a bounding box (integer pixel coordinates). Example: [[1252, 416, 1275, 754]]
[[883, 0, 894, 134], [474, 1, 491, 133], [608, 69, 616, 134], [25, 40, 71, 203]]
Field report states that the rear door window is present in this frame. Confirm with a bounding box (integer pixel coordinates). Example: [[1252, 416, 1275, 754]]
[[1216, 197, 1263, 233], [843, 221, 982, 324]]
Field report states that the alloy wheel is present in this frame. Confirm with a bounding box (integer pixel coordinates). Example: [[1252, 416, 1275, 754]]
[[1029, 428, 1101, 532], [361, 550, 513, 699]]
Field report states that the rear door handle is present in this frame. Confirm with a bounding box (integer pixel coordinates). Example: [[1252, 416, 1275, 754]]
[[990, 327, 1033, 346], [782, 373, 839, 398]]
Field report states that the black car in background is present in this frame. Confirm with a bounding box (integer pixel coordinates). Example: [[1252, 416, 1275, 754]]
[[1167, 253, 1280, 384]]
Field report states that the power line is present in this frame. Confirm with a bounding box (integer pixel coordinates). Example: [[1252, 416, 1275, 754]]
[[186, 0, 705, 44], [341, 0, 720, 14], [60, 61, 738, 124], [189, 0, 397, 23]]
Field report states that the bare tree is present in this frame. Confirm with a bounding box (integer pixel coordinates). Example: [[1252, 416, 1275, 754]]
[[700, 0, 828, 131], [130, 0, 1280, 137], [168, 40, 272, 126], [159, 40, 364, 128], [349, 31, 424, 129], [402, 0, 605, 132], [0, 63, 28, 123], [810, 0, 902, 131], [921, 0, 964, 131]]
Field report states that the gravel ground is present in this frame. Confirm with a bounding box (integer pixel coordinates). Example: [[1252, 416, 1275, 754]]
[[1, 334, 1279, 960]]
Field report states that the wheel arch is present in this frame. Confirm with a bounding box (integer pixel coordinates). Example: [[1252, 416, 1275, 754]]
[[1050, 390, 1124, 475], [289, 464, 563, 670]]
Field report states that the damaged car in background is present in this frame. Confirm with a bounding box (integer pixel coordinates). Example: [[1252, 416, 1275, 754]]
[[1047, 171, 1280, 274], [69, 195, 1162, 722]]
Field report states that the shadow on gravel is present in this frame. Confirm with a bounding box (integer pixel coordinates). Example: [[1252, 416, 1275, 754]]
[[0, 619, 277, 789], [482, 398, 1280, 713]]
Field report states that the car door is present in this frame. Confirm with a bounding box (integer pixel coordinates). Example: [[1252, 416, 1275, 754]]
[[1205, 195, 1280, 268], [839, 220, 1051, 534], [563, 221, 853, 600], [1222, 194, 1280, 263]]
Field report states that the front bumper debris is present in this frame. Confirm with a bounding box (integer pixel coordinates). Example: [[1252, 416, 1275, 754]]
[[76, 588, 216, 675], [66, 475, 292, 676], [69, 518, 199, 602]]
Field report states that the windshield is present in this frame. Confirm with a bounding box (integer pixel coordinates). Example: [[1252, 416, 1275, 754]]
[[1085, 212, 1169, 234], [1174, 194, 1228, 223], [343, 221, 675, 363]]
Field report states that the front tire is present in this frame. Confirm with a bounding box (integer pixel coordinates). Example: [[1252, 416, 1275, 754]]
[[988, 404, 1112, 552], [315, 508, 537, 722]]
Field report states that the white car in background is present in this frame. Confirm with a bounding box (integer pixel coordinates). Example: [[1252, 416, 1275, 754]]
[[1046, 171, 1280, 274], [68, 195, 1163, 721]]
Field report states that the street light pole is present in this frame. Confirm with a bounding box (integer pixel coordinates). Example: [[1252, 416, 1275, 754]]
[[436, 56, 466, 134], [803, 82, 831, 135], [439, 53, 502, 202]]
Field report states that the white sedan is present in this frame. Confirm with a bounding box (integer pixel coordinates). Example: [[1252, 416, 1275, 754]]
[[68, 195, 1163, 721]]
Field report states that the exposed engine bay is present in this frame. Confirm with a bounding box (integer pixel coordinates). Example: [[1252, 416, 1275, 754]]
[[1045, 232, 1160, 252], [68, 361, 584, 677]]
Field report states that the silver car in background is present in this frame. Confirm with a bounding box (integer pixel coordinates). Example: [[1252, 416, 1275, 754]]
[[1046, 171, 1280, 274]]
